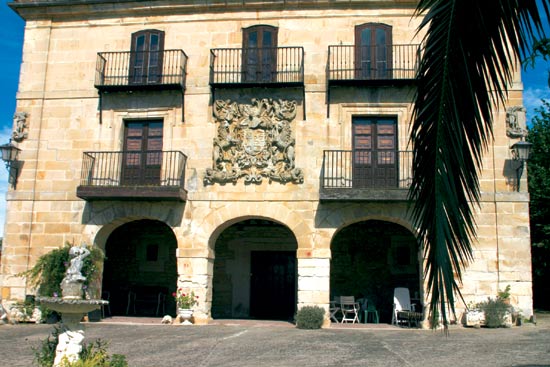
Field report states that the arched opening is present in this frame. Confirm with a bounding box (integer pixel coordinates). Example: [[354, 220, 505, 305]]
[[212, 219, 297, 321], [102, 219, 177, 317], [330, 220, 420, 323]]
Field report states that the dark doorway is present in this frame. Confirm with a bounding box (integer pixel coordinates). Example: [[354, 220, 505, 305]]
[[102, 219, 177, 317], [250, 251, 296, 320], [122, 120, 163, 186], [212, 219, 297, 320], [352, 116, 397, 188], [331, 220, 419, 323], [242, 25, 278, 82]]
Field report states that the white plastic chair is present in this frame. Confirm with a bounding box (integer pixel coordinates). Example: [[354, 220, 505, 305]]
[[392, 287, 421, 327]]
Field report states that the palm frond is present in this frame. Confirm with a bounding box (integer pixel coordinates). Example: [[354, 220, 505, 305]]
[[411, 0, 549, 330]]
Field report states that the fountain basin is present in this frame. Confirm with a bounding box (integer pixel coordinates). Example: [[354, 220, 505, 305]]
[[37, 297, 108, 314]]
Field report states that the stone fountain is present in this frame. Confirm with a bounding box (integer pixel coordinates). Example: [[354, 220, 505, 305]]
[[37, 245, 108, 367]]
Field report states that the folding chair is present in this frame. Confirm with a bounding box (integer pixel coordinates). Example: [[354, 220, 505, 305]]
[[340, 296, 360, 323], [329, 300, 340, 323], [101, 291, 111, 318]]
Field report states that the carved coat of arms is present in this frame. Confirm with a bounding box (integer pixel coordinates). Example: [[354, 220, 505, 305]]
[[204, 98, 304, 185]]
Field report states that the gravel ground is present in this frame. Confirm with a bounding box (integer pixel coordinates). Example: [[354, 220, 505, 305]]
[[1, 312, 549, 367]]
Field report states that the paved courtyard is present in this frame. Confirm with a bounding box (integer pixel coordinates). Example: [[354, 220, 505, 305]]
[[1, 313, 549, 367]]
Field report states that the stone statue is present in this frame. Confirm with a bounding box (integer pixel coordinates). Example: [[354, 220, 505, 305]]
[[12, 112, 28, 142], [61, 245, 90, 299], [65, 246, 90, 283], [54, 330, 85, 366], [506, 106, 527, 138]]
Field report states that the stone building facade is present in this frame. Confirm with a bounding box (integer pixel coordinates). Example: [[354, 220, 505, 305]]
[[1, 0, 532, 325]]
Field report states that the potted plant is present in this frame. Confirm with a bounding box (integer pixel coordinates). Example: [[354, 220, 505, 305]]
[[172, 289, 198, 325]]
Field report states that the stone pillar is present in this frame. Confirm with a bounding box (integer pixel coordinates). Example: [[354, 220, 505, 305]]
[[297, 257, 331, 325], [176, 247, 213, 325]]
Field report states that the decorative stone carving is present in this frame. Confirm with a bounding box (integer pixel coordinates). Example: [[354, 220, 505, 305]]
[[506, 106, 527, 139], [204, 98, 304, 185], [12, 112, 28, 142]]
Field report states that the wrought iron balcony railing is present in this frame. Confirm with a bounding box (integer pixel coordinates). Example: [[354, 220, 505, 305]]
[[321, 150, 413, 190], [95, 49, 188, 91], [210, 46, 304, 86], [76, 150, 188, 201], [327, 44, 420, 82]]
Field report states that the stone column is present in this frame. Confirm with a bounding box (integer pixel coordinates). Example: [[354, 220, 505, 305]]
[[176, 247, 213, 325], [297, 256, 331, 325]]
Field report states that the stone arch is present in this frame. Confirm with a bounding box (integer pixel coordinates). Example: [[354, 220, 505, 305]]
[[182, 202, 312, 256], [81, 201, 184, 251], [211, 218, 298, 320], [172, 202, 311, 323], [334, 213, 417, 239], [315, 202, 417, 245], [101, 219, 178, 316], [330, 217, 421, 324]]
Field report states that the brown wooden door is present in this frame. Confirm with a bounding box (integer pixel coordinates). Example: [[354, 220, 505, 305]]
[[242, 25, 278, 82], [355, 23, 392, 79], [352, 117, 397, 188], [250, 251, 296, 320], [122, 120, 163, 186], [129, 29, 165, 84]]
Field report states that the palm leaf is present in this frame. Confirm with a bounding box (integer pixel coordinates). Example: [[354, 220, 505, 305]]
[[410, 0, 549, 329]]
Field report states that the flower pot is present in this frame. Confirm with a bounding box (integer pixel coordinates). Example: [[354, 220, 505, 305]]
[[178, 308, 194, 325], [88, 309, 102, 322]]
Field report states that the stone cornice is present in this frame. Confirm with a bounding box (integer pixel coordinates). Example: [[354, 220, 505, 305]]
[[9, 0, 419, 21]]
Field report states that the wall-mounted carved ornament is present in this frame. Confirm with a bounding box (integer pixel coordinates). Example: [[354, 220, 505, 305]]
[[204, 98, 304, 185], [12, 112, 29, 142], [506, 106, 527, 139]]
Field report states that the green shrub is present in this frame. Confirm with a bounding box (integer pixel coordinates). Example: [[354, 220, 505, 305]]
[[497, 285, 511, 301], [478, 298, 511, 328], [32, 327, 60, 367], [295, 306, 325, 329], [79, 339, 110, 365], [109, 354, 129, 367]]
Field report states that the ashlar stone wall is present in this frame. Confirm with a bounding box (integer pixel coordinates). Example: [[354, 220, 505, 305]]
[[1, 0, 533, 324]]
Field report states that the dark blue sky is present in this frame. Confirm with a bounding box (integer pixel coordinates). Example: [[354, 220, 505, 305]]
[[1, 3, 24, 134], [0, 3, 549, 237]]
